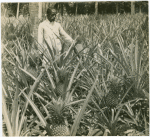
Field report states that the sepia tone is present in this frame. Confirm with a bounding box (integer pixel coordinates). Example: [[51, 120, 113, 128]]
[[1, 2, 149, 136]]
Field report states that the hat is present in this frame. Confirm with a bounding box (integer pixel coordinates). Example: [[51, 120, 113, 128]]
[[47, 8, 57, 16]]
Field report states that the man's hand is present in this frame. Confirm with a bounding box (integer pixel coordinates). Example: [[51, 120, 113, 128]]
[[75, 44, 83, 53]]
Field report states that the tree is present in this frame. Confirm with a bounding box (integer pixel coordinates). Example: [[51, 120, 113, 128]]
[[29, 2, 39, 39], [38, 2, 42, 20], [75, 2, 78, 16], [4, 3, 18, 17], [60, 3, 64, 16], [95, 2, 98, 15], [115, 2, 118, 14], [1, 3, 8, 17], [131, 1, 135, 15], [16, 3, 20, 18], [2, 3, 29, 17], [54, 2, 64, 16], [135, 1, 148, 14]]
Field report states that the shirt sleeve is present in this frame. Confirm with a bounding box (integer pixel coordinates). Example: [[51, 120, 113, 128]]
[[38, 23, 44, 46], [58, 23, 74, 44]]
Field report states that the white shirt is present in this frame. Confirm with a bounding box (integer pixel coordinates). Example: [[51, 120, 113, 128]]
[[38, 19, 73, 55]]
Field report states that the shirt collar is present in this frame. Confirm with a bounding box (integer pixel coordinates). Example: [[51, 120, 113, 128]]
[[46, 19, 55, 25]]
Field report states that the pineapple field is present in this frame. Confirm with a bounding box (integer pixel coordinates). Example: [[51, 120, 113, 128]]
[[2, 13, 149, 136]]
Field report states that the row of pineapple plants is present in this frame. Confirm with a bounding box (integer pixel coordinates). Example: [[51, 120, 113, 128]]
[[2, 13, 149, 136]]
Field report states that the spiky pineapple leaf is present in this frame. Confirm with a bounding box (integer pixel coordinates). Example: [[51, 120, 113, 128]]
[[2, 92, 13, 136], [71, 75, 98, 136], [22, 91, 47, 127]]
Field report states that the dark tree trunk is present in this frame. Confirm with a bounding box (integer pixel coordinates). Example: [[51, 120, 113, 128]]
[[60, 3, 63, 16], [116, 3, 118, 14]]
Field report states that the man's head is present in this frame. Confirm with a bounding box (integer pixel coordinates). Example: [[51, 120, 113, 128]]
[[47, 8, 57, 22]]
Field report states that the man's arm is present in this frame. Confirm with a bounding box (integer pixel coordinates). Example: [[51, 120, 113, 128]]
[[58, 24, 74, 44]]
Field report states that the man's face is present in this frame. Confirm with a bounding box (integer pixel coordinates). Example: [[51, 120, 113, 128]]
[[47, 11, 56, 22]]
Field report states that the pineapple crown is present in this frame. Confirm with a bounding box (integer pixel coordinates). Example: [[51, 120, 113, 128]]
[[107, 76, 123, 94], [48, 97, 69, 124], [57, 66, 69, 83]]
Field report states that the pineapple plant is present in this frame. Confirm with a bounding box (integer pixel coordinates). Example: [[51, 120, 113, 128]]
[[52, 66, 69, 96], [42, 51, 83, 135], [104, 76, 123, 109], [47, 90, 84, 136], [48, 97, 71, 136]]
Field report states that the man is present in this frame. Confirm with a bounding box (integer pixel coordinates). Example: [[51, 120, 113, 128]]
[[38, 8, 74, 65]]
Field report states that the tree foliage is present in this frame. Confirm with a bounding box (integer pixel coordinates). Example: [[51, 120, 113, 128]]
[[2, 1, 148, 17], [2, 3, 29, 17]]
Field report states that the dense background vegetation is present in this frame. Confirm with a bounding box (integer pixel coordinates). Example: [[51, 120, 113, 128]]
[[1, 1, 148, 17], [1, 2, 149, 136]]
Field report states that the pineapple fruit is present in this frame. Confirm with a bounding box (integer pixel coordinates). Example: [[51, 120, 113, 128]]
[[105, 91, 119, 108], [56, 82, 64, 95], [104, 77, 122, 108], [50, 124, 70, 136]]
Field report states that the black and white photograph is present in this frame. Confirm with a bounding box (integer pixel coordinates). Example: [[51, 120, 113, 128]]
[[1, 1, 149, 136]]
